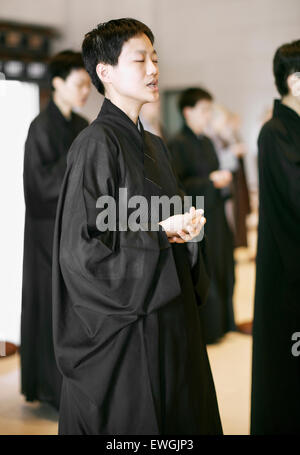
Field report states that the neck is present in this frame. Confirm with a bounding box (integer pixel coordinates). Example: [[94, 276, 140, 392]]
[[281, 94, 300, 117], [53, 93, 72, 119], [106, 92, 141, 125], [185, 119, 203, 136]]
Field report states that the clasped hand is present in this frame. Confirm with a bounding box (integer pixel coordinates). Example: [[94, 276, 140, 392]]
[[209, 169, 232, 188], [159, 207, 206, 243]]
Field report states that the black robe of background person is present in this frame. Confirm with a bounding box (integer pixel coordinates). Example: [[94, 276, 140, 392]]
[[251, 100, 300, 434], [168, 125, 235, 344], [52, 98, 222, 435], [21, 100, 88, 409], [232, 156, 251, 248]]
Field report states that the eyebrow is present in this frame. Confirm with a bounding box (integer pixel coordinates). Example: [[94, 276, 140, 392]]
[[133, 49, 158, 55]]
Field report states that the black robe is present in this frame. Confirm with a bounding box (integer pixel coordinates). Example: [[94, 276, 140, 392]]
[[251, 100, 300, 434], [52, 98, 222, 435], [232, 156, 251, 248], [21, 100, 88, 409], [168, 126, 235, 344]]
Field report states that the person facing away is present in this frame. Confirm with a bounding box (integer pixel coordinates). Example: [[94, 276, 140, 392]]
[[51, 18, 222, 435], [251, 39, 300, 434], [168, 88, 236, 345], [21, 50, 91, 410]]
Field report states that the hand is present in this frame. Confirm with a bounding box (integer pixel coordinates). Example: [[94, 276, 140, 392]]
[[168, 213, 206, 243], [159, 206, 203, 236], [209, 170, 232, 188], [159, 207, 206, 243]]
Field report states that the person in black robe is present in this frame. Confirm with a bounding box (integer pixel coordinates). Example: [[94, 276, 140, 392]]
[[52, 18, 222, 435], [168, 88, 236, 345], [21, 51, 91, 409], [251, 39, 300, 434]]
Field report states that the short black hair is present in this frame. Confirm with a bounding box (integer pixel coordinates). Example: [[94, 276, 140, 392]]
[[82, 18, 154, 95], [178, 87, 213, 115], [48, 50, 85, 90], [273, 40, 300, 96]]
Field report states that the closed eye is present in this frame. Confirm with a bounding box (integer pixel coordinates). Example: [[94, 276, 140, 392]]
[[134, 60, 159, 63]]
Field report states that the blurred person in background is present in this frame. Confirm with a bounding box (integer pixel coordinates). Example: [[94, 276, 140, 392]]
[[168, 88, 236, 345], [207, 105, 251, 249], [20, 50, 91, 410], [251, 39, 300, 434]]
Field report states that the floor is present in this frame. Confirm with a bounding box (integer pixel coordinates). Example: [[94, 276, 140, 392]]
[[0, 224, 257, 436]]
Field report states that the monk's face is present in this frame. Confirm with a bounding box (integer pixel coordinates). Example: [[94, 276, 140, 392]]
[[107, 33, 159, 105], [54, 68, 91, 109], [184, 99, 213, 135], [288, 72, 300, 99]]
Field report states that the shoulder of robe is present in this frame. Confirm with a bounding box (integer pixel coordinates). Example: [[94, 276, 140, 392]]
[[257, 118, 300, 169], [72, 112, 89, 129], [258, 118, 287, 146], [27, 109, 50, 133], [66, 121, 119, 169], [202, 134, 216, 150], [25, 110, 54, 147], [167, 132, 188, 151]]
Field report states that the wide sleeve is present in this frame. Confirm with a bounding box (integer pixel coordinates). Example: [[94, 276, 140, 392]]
[[23, 122, 68, 217], [52, 134, 182, 357], [258, 124, 300, 309]]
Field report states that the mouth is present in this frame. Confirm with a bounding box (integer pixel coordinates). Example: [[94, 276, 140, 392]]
[[146, 80, 159, 90]]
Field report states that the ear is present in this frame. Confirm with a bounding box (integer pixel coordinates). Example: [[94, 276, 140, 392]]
[[52, 76, 64, 91], [96, 63, 111, 85], [183, 106, 191, 121]]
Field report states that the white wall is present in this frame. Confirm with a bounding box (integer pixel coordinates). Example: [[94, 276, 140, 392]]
[[0, 0, 66, 26], [0, 81, 39, 344], [1, 0, 300, 185], [152, 0, 300, 186]]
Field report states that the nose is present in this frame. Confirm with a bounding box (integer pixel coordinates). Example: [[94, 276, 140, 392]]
[[146, 58, 158, 76], [83, 85, 91, 96]]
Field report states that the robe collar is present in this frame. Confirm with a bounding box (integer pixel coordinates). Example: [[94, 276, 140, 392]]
[[273, 99, 300, 163], [182, 123, 205, 141], [98, 97, 144, 144], [98, 98, 163, 190], [273, 99, 300, 124], [47, 98, 75, 126]]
